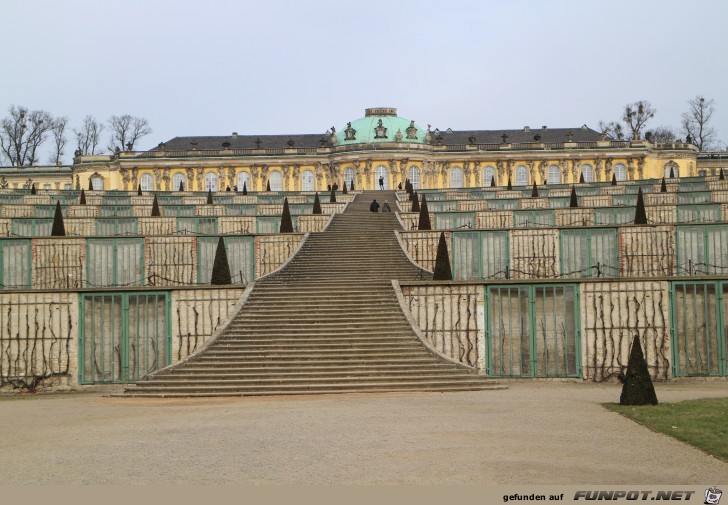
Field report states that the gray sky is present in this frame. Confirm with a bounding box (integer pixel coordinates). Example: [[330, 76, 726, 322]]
[[2, 0, 727, 162]]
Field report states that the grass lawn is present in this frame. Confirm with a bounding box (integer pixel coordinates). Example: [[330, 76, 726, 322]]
[[605, 397, 728, 462]]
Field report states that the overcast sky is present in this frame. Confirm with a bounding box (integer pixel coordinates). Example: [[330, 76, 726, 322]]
[[2, 0, 727, 163]]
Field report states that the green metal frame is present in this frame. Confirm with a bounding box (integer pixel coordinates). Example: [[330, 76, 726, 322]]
[[559, 227, 618, 278], [0, 239, 32, 288], [484, 283, 581, 378], [78, 291, 171, 384], [85, 238, 145, 288], [670, 281, 727, 377]]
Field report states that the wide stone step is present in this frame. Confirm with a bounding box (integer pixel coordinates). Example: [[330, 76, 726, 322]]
[[125, 379, 500, 394], [123, 384, 506, 397], [166, 362, 461, 373], [192, 351, 436, 361], [180, 357, 457, 368], [134, 373, 490, 386]]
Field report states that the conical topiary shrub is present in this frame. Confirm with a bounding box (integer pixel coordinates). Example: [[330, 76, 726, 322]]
[[619, 335, 658, 405], [490, 175, 496, 187], [51, 201, 65, 236], [611, 173, 617, 186], [506, 176, 513, 191], [634, 187, 647, 224], [669, 166, 675, 179], [266, 180, 271, 191], [210, 237, 232, 285], [151, 194, 161, 217], [206, 189, 213, 205], [137, 184, 142, 196], [660, 177, 667, 193], [720, 169, 725, 181], [350, 179, 355, 191], [406, 179, 412, 194], [179, 180, 184, 191], [411, 192, 420, 212], [409, 189, 417, 202], [579, 171, 585, 184], [280, 197, 294, 233], [569, 186, 579, 208], [418, 194, 431, 230], [79, 189, 86, 205], [312, 192, 322, 214], [433, 232, 453, 281], [242, 182, 248, 195], [531, 180, 539, 198], [30, 184, 36, 195], [342, 182, 348, 195], [329, 185, 336, 203], [88, 178, 94, 191]]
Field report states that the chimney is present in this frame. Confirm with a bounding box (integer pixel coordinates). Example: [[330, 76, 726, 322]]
[[523, 126, 530, 132], [542, 125, 548, 130], [232, 132, 238, 138]]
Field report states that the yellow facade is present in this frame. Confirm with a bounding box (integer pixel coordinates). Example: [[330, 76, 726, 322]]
[[66, 107, 698, 192]]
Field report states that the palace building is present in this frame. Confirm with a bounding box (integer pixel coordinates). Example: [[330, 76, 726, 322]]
[[64, 107, 701, 193]]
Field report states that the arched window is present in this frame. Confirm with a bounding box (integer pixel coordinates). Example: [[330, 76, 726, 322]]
[[344, 167, 355, 189], [91, 176, 103, 190], [613, 163, 626, 182], [204, 172, 219, 192], [172, 172, 186, 191], [483, 166, 496, 186], [515, 165, 528, 186], [408, 166, 420, 190], [581, 164, 594, 183], [301, 170, 315, 191], [375, 165, 389, 189], [140, 173, 154, 191], [450, 166, 464, 188], [237, 171, 250, 191], [547, 165, 561, 185], [269, 170, 283, 191], [664, 162, 679, 178]]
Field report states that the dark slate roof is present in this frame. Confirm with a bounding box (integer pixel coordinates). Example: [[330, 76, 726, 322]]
[[433, 127, 602, 145], [154, 134, 331, 151], [152, 126, 602, 151]]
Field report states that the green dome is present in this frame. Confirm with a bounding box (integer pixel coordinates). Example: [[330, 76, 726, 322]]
[[336, 108, 427, 145]]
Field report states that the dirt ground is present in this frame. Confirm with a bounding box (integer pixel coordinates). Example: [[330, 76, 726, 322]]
[[0, 381, 726, 485]]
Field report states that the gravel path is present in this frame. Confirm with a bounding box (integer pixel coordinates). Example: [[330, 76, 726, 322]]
[[1, 382, 726, 484]]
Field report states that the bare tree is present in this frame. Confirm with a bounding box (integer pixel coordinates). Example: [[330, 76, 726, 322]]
[[0, 105, 54, 166], [49, 116, 68, 165], [681, 95, 716, 151], [622, 101, 655, 140], [107, 115, 152, 152], [598, 120, 625, 140], [73, 115, 104, 156], [645, 126, 677, 143]]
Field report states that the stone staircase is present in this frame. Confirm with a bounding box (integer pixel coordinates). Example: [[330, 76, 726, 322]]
[[124, 190, 503, 397]]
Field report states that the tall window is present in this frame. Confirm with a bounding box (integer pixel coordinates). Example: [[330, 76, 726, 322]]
[[408, 166, 420, 190], [237, 171, 250, 191], [450, 166, 464, 188], [172, 172, 186, 191], [140, 173, 154, 191], [581, 164, 594, 183], [375, 165, 389, 189], [301, 170, 315, 191], [515, 165, 528, 186], [664, 162, 680, 178], [613, 163, 626, 182], [91, 176, 103, 190], [547, 165, 561, 185], [269, 170, 283, 191], [205, 172, 219, 192], [483, 166, 496, 186], [344, 167, 355, 189]]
